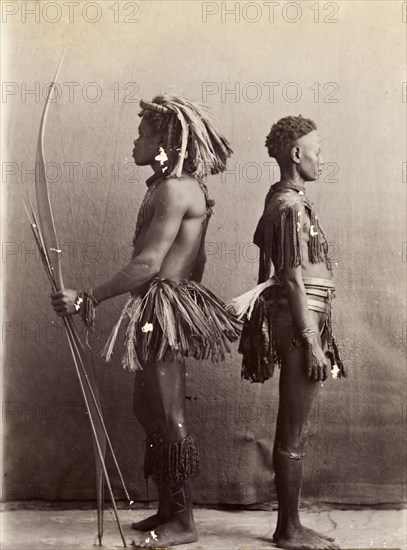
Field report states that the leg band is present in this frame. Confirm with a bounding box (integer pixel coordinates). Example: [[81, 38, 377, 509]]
[[171, 487, 187, 514], [276, 441, 305, 460], [144, 433, 200, 486]]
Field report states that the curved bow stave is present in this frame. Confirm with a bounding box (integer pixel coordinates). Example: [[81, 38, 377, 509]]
[[28, 53, 129, 547]]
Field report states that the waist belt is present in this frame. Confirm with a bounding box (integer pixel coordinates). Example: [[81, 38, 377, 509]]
[[266, 277, 335, 314], [301, 277, 335, 289], [276, 297, 329, 314]]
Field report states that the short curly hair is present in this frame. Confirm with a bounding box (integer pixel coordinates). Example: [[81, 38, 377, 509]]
[[265, 115, 317, 159]]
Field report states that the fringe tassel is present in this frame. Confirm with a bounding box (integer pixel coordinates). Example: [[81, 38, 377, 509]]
[[309, 210, 332, 272], [309, 210, 320, 263], [239, 292, 279, 383], [102, 279, 242, 371], [330, 337, 346, 378], [256, 204, 303, 283], [101, 296, 137, 363], [318, 221, 332, 272], [122, 295, 144, 371], [77, 289, 100, 346], [227, 278, 278, 320], [285, 205, 302, 269], [324, 290, 346, 377], [144, 433, 200, 486]]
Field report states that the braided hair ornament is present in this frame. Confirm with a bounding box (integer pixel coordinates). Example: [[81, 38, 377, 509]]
[[139, 95, 233, 181]]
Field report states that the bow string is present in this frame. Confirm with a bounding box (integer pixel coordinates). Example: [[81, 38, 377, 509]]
[[25, 51, 131, 547]]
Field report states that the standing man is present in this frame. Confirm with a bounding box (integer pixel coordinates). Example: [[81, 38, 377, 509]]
[[51, 94, 241, 547], [231, 116, 346, 550]]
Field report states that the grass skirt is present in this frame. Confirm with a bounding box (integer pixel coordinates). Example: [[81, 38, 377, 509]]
[[102, 278, 242, 371]]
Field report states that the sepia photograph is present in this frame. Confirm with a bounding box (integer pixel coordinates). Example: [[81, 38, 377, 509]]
[[1, 1, 406, 548]]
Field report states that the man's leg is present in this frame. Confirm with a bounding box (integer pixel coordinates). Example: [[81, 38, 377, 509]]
[[132, 357, 198, 547], [131, 367, 172, 531], [273, 324, 338, 550]]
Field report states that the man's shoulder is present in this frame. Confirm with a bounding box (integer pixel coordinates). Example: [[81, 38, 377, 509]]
[[152, 175, 205, 211], [155, 174, 200, 192], [264, 189, 306, 221], [153, 176, 188, 197]]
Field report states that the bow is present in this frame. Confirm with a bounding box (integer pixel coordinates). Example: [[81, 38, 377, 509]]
[[25, 52, 130, 547]]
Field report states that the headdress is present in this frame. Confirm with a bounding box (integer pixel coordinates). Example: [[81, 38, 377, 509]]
[[139, 94, 232, 180]]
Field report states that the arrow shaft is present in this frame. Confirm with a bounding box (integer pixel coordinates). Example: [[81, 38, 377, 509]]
[[31, 51, 129, 547]]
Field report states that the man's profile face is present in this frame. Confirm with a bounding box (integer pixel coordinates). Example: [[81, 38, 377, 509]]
[[132, 117, 161, 166], [295, 130, 324, 182]]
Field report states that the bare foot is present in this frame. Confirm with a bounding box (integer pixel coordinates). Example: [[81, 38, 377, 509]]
[[273, 526, 335, 543], [275, 526, 340, 550], [131, 512, 171, 532], [132, 516, 198, 548]]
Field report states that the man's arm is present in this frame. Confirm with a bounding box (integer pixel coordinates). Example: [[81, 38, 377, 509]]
[[282, 204, 329, 381], [51, 179, 188, 315], [92, 180, 188, 302]]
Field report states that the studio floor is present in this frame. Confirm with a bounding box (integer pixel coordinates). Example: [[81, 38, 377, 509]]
[[1, 507, 406, 549]]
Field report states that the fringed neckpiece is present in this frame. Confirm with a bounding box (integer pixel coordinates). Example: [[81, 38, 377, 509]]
[[254, 181, 332, 282]]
